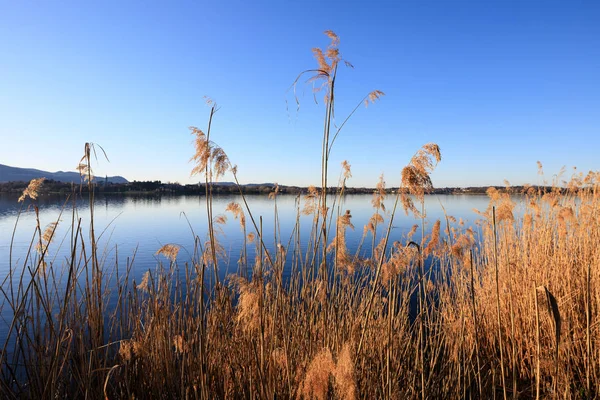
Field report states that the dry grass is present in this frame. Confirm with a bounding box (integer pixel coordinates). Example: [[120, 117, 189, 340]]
[[1, 31, 600, 399]]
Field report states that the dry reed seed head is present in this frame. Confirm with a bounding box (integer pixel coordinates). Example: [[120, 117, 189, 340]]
[[557, 206, 576, 236], [18, 177, 45, 203], [495, 200, 515, 223], [363, 222, 373, 235], [268, 183, 280, 200], [137, 271, 151, 292], [365, 212, 384, 234], [400, 192, 420, 217], [451, 233, 474, 259], [401, 165, 432, 201], [382, 245, 413, 285], [543, 192, 560, 208], [401, 143, 441, 201], [307, 30, 342, 97], [364, 89, 385, 107], [189, 127, 231, 180], [213, 214, 227, 226], [583, 170, 598, 186], [298, 348, 335, 400], [371, 174, 386, 211], [567, 173, 583, 192], [424, 219, 441, 256], [486, 187, 501, 202], [324, 30, 340, 47], [465, 227, 475, 240], [226, 202, 247, 230], [253, 252, 263, 274], [408, 224, 419, 239], [333, 342, 357, 400], [211, 147, 230, 181], [312, 48, 331, 76], [155, 244, 180, 262], [537, 160, 544, 175], [234, 278, 264, 334], [203, 240, 226, 266], [302, 185, 319, 215], [558, 206, 575, 222], [190, 127, 211, 176], [119, 340, 145, 361], [36, 221, 59, 253], [341, 160, 352, 180], [340, 209, 354, 229], [247, 232, 255, 243], [327, 210, 355, 273], [422, 142, 442, 163], [76, 163, 91, 182]]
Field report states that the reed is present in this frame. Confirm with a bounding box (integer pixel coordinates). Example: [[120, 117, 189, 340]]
[[1, 31, 599, 399]]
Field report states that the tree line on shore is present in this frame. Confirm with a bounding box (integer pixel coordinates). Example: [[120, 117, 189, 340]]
[[0, 178, 561, 197]]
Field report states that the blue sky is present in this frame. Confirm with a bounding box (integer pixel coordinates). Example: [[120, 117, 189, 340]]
[[1, 0, 598, 188]]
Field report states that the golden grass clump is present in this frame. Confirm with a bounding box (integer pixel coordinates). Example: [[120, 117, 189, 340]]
[[298, 348, 335, 400], [332, 342, 357, 400], [233, 277, 265, 335]]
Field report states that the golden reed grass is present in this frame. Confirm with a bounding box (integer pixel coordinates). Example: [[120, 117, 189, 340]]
[[2, 32, 599, 400]]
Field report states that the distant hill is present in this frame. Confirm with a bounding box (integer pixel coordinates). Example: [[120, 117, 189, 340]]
[[212, 182, 275, 187], [0, 164, 128, 184]]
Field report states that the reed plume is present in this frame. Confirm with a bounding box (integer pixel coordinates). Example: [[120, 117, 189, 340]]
[[18, 177, 45, 202]]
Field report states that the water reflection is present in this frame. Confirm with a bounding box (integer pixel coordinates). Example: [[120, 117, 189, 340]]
[[1, 193, 494, 278]]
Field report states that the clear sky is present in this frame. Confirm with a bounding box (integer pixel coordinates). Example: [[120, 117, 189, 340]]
[[1, 0, 598, 188]]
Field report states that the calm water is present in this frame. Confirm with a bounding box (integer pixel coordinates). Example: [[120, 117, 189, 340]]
[[1, 193, 498, 344], [0, 193, 496, 282]]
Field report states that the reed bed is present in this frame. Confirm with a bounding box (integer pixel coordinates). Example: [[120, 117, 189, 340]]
[[1, 31, 599, 399]]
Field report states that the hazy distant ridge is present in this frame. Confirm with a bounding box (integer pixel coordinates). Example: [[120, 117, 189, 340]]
[[0, 164, 128, 184]]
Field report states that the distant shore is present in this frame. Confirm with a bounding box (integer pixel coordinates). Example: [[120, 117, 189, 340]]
[[0, 179, 562, 197]]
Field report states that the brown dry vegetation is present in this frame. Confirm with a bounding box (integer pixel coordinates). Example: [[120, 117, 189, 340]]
[[1, 32, 600, 399]]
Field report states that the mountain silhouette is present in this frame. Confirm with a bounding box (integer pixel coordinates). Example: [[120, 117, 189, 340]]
[[0, 164, 128, 184]]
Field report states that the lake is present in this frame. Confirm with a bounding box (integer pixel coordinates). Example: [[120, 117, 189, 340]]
[[0, 193, 496, 282], [0, 192, 499, 347]]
